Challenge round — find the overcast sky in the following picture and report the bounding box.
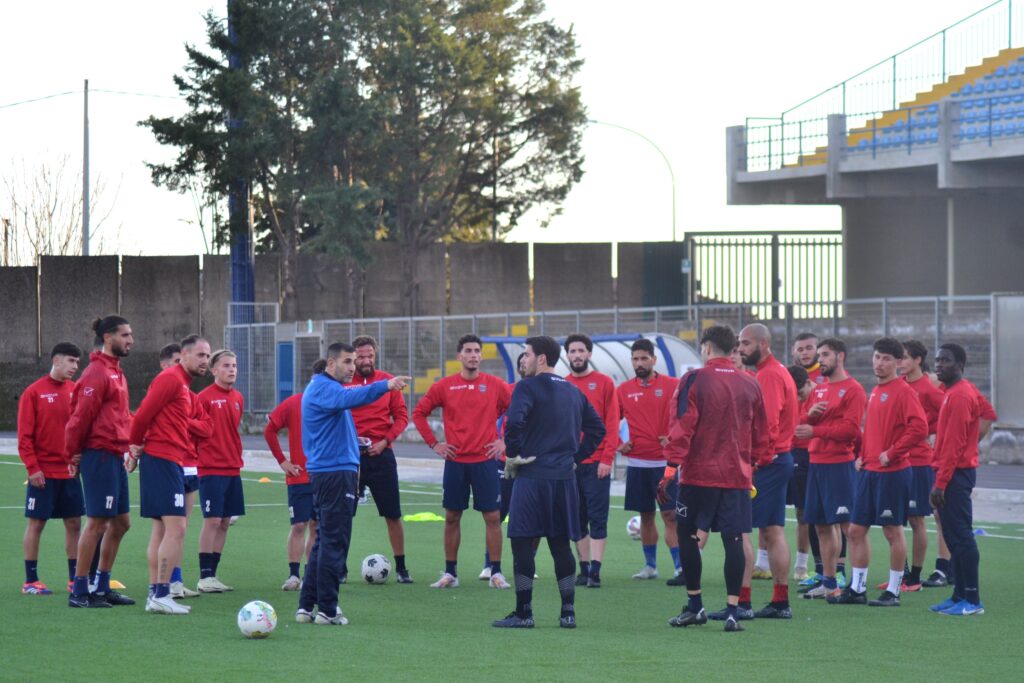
[0,0,983,257]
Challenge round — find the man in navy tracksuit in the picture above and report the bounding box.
[493,335,605,630]
[296,342,409,626]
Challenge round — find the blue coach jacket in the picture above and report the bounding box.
[301,372,390,473]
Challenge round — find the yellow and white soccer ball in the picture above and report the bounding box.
[238,600,277,639]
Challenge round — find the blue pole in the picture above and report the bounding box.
[228,0,254,325]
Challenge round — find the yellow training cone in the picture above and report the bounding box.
[258,477,272,483]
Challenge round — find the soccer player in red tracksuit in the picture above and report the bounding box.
[19,343,83,596]
[664,325,770,633]
[195,349,246,593]
[928,343,992,616]
[794,337,866,601]
[65,315,136,608]
[738,324,798,620]
[789,332,832,588]
[563,333,620,589]
[832,338,927,607]
[616,338,681,582]
[899,339,946,591]
[346,336,413,583]
[412,333,512,589]
[265,360,325,592]
[129,335,212,614]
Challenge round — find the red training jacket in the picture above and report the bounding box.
[806,376,867,464]
[664,356,769,489]
[904,375,943,466]
[412,373,511,463]
[65,351,131,456]
[264,393,309,485]
[565,371,620,466]
[345,369,410,444]
[933,380,990,489]
[197,383,244,476]
[755,354,799,459]
[129,364,194,465]
[184,391,212,469]
[792,363,825,450]
[861,378,928,472]
[18,375,75,479]
[616,373,676,460]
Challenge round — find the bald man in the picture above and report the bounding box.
[737,324,798,619]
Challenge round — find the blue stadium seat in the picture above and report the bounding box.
[998,79,1009,91]
[993,122,1005,136]
[914,131,928,144]
[964,125,978,140]
[1011,78,1022,89]
[962,99,974,110]
[985,81,997,92]
[961,84,973,96]
[996,65,1007,77]
[928,115,939,127]
[1014,94,1024,103]
[1009,63,1019,76]
[927,104,938,114]
[928,130,939,144]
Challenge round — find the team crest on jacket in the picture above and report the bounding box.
[588,382,597,391]
[880,393,888,402]
[838,389,847,397]
[478,384,487,393]
[654,389,663,397]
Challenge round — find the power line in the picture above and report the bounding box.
[0,88,184,111]
[0,91,76,109]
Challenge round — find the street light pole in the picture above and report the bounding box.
[587,118,676,242]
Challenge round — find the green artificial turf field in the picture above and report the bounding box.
[0,453,1020,682]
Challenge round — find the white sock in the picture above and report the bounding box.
[852,567,868,593]
[755,549,769,571]
[887,569,903,595]
[796,552,809,570]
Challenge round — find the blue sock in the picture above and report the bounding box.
[726,603,738,619]
[155,583,170,599]
[814,559,824,575]
[483,550,490,568]
[72,576,89,597]
[96,570,111,594]
[148,583,156,597]
[687,594,703,612]
[579,560,591,577]
[25,560,39,583]
[837,562,846,576]
[823,575,838,590]
[642,544,657,568]
[670,546,681,571]
[170,566,183,583]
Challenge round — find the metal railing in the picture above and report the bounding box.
[230,296,993,417]
[746,0,1024,170]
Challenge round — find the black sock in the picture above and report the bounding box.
[289,562,300,577]
[490,561,502,576]
[687,593,703,613]
[68,558,77,582]
[89,536,102,582]
[590,560,602,577]
[395,555,407,574]
[199,553,214,579]
[25,560,38,583]
[579,560,591,577]
[512,537,536,618]
[908,565,922,584]
[212,552,222,576]
[445,560,457,577]
[549,537,576,616]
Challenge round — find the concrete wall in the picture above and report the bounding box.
[121,256,201,351]
[534,243,613,311]
[363,243,446,317]
[201,255,229,349]
[843,198,948,298]
[0,266,38,361]
[39,256,120,352]
[616,243,646,308]
[952,192,1024,294]
[449,243,530,314]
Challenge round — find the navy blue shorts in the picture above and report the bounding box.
[358,448,402,519]
[442,459,500,512]
[507,476,581,541]
[80,449,130,517]
[804,461,855,526]
[139,454,186,519]
[787,448,810,508]
[576,462,612,540]
[851,468,911,527]
[25,477,85,520]
[183,473,200,494]
[625,466,675,513]
[288,482,316,525]
[907,465,935,517]
[752,452,794,528]
[676,484,752,536]
[199,475,246,518]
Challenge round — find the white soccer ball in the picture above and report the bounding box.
[361,553,391,584]
[237,600,277,639]
[627,515,642,540]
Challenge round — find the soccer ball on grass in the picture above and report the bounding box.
[626,515,642,540]
[238,600,277,639]
[362,554,391,584]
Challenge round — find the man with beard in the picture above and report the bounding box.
[616,339,681,581]
[129,335,212,614]
[794,338,866,602]
[345,336,412,583]
[563,334,620,588]
[65,316,136,608]
[737,324,798,620]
